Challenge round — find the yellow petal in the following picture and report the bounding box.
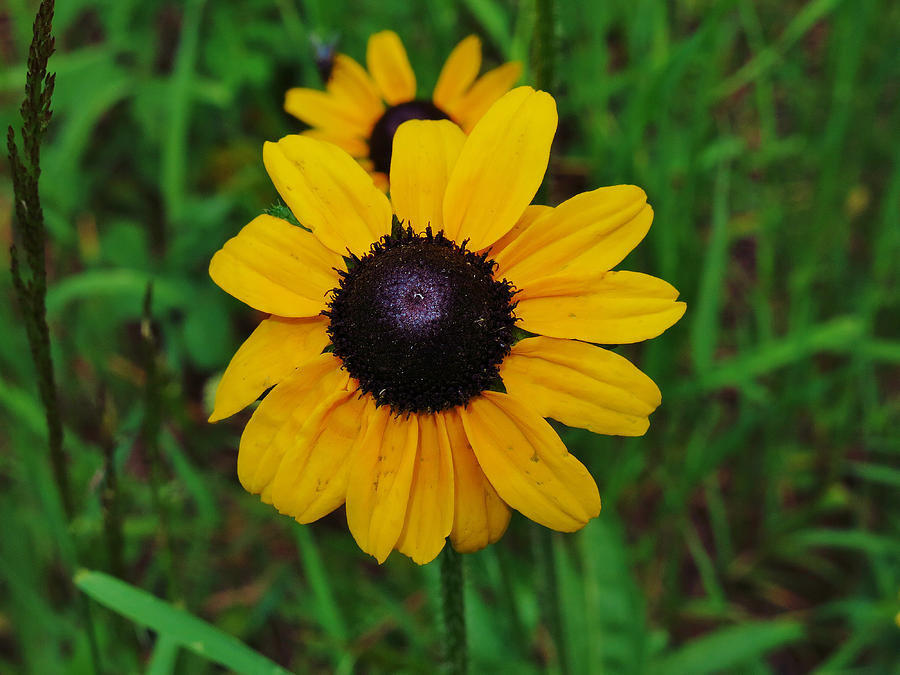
[345,406,419,563]
[448,62,523,131]
[494,186,652,282]
[366,30,416,105]
[264,135,393,256]
[301,128,368,158]
[270,388,370,523]
[482,205,551,259]
[444,409,511,553]
[501,337,661,436]
[459,392,601,532]
[390,120,465,233]
[209,214,341,317]
[396,413,455,564]
[210,316,329,422]
[326,53,384,125]
[442,87,556,251]
[433,35,482,111]
[236,354,347,495]
[284,88,371,136]
[516,270,687,344]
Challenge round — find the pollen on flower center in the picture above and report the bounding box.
[368,100,451,174]
[324,228,517,413]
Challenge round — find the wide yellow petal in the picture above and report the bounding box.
[501,337,661,436]
[390,120,465,233]
[516,270,687,344]
[460,392,601,532]
[442,87,556,251]
[515,272,687,344]
[270,387,369,523]
[448,62,523,131]
[301,128,368,158]
[366,30,416,105]
[432,35,482,111]
[284,87,371,136]
[494,185,652,283]
[326,53,384,125]
[482,205,551,259]
[263,135,392,256]
[443,409,510,553]
[236,354,347,496]
[346,406,419,563]
[210,316,329,422]
[209,214,341,317]
[396,413,455,564]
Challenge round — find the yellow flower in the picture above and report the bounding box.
[209,87,686,565]
[285,31,522,190]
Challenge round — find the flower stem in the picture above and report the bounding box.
[532,0,556,204]
[98,390,125,578]
[535,528,569,674]
[440,545,467,674]
[141,284,181,602]
[533,0,557,94]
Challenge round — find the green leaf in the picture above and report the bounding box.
[264,202,303,228]
[75,570,292,675]
[792,529,900,556]
[46,270,193,318]
[656,621,805,675]
[848,461,900,488]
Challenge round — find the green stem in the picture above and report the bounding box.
[141,284,181,602]
[440,546,467,674]
[532,0,556,204]
[532,0,556,94]
[78,593,104,674]
[534,528,568,674]
[99,390,124,578]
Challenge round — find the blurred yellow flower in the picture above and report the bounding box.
[209,87,685,564]
[285,31,522,190]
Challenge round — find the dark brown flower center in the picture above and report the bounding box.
[324,228,517,413]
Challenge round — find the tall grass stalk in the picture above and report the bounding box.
[7,3,104,672]
[7,0,70,518]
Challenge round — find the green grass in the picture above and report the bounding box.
[2,0,899,672]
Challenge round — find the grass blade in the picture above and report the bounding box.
[656,620,805,675]
[75,570,292,675]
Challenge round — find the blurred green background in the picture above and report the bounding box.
[2,0,899,673]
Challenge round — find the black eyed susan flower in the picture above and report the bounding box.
[285,31,521,190]
[209,87,686,565]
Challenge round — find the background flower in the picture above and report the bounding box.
[285,30,521,189]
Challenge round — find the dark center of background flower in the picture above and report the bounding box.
[368,100,451,175]
[325,228,517,413]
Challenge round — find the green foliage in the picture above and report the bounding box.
[1,0,899,673]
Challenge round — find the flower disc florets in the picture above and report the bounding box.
[368,100,451,174]
[325,227,517,413]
